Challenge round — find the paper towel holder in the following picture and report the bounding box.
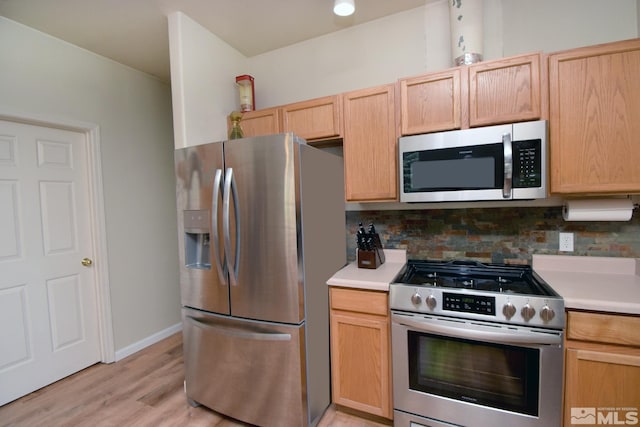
[562,197,638,222]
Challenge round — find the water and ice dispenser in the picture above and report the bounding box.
[183,210,211,269]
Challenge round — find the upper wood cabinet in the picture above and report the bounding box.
[281,95,342,141]
[400,68,462,135]
[548,38,640,195]
[233,95,342,142]
[399,52,545,135]
[239,107,281,138]
[343,83,398,202]
[469,52,543,127]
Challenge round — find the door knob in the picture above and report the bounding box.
[81,258,93,267]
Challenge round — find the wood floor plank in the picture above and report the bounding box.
[0,332,389,427]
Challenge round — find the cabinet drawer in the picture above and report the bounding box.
[567,311,640,347]
[330,287,388,316]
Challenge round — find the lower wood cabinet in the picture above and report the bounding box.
[564,310,640,427]
[329,286,392,419]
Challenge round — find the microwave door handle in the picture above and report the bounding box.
[212,169,228,285]
[502,132,513,198]
[223,167,240,286]
[393,314,562,346]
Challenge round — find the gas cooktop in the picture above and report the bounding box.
[390,259,565,329]
[395,259,556,296]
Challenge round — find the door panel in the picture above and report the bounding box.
[0,120,100,406]
[223,134,302,324]
[174,142,229,315]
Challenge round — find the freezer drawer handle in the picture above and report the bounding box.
[223,167,240,286]
[211,168,227,285]
[186,316,292,341]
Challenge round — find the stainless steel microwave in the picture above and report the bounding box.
[399,120,548,203]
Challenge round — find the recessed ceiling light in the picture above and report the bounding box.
[334,0,355,17]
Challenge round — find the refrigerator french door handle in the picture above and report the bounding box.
[211,169,227,285]
[223,167,240,286]
[186,316,292,341]
[502,132,513,198]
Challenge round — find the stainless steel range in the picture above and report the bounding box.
[390,260,565,427]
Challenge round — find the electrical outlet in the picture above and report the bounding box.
[559,232,574,252]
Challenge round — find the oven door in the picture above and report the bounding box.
[391,311,563,427]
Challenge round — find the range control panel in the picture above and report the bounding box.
[443,292,496,316]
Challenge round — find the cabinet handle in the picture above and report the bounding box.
[577,349,640,367]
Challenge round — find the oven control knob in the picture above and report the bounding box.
[502,303,516,319]
[425,295,437,310]
[411,292,422,305]
[521,304,536,321]
[540,305,555,322]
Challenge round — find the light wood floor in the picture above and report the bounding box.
[0,332,391,427]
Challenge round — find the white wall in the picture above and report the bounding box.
[168,12,247,147]
[170,0,636,143]
[0,17,180,352]
[247,0,637,108]
[501,0,638,55]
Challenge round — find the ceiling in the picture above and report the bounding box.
[0,0,429,83]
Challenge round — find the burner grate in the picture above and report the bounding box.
[395,259,556,296]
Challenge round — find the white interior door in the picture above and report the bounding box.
[0,119,100,405]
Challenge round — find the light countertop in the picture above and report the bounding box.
[327,249,407,292]
[533,254,640,315]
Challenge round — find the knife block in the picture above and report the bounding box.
[357,234,385,269]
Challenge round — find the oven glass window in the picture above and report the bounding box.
[408,331,539,416]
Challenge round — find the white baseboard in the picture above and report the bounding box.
[114,322,182,362]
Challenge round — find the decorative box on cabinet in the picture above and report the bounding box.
[342,83,398,202]
[329,287,393,420]
[549,38,640,195]
[563,310,640,427]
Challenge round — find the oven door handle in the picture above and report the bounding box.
[393,314,562,346]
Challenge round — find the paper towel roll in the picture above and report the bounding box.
[563,198,635,221]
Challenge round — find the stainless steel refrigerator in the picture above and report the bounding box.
[174,133,346,426]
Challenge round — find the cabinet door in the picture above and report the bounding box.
[400,68,462,135]
[549,39,640,194]
[330,311,392,419]
[469,52,542,127]
[238,107,281,137]
[564,347,640,427]
[281,95,342,141]
[343,84,398,202]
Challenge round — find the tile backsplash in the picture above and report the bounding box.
[346,207,640,264]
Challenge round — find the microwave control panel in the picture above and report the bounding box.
[512,139,542,188]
